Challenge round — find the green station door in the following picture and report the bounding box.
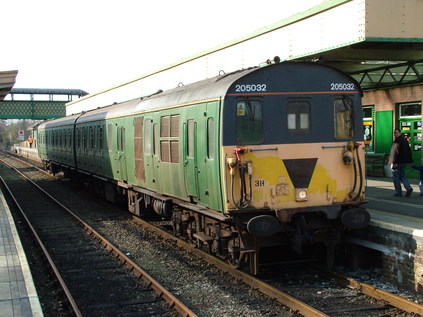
[398,103,422,179]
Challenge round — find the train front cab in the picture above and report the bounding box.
[220,63,370,273]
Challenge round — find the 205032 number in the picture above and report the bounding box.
[235,84,267,92]
[330,83,355,91]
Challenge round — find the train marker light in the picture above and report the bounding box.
[295,188,308,201]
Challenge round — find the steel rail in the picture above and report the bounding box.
[314,266,423,315]
[132,216,329,317]
[0,157,198,317]
[9,150,421,316]
[0,174,83,317]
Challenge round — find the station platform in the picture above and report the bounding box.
[12,146,40,163]
[0,189,43,316]
[350,177,423,293]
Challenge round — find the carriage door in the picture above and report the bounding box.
[184,117,199,199]
[144,117,160,192]
[184,104,210,204]
[117,126,127,182]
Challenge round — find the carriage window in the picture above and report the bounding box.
[154,124,159,156]
[98,126,103,150]
[160,115,179,163]
[235,98,263,144]
[170,115,179,137]
[90,126,94,149]
[134,117,145,181]
[170,141,179,163]
[76,128,81,149]
[187,120,194,158]
[107,123,113,151]
[208,119,214,159]
[83,127,87,150]
[334,97,354,139]
[287,101,310,133]
[144,119,152,155]
[161,116,169,137]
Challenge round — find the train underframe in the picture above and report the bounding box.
[48,162,364,275]
[125,187,354,275]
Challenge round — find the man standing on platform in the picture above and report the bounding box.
[388,129,413,197]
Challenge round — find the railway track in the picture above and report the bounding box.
[4,150,423,316]
[137,217,423,316]
[0,154,195,317]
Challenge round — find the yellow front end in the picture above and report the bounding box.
[222,142,366,216]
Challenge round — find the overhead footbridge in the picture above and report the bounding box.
[66,0,423,115]
[0,88,88,119]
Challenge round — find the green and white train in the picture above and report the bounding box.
[37,61,370,274]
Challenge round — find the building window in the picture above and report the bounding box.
[362,106,373,120]
[399,102,421,118]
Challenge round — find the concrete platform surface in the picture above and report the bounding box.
[0,191,43,316]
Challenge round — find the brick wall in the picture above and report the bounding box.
[362,84,423,164]
[348,227,423,293]
[363,85,423,111]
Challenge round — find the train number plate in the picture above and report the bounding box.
[275,183,289,196]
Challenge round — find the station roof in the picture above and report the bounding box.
[0,70,18,103]
[66,0,423,115]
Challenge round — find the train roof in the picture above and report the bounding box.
[38,61,360,128]
[39,66,257,128]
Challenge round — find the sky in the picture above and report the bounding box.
[1,0,327,95]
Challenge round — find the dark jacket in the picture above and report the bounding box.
[394,135,413,164]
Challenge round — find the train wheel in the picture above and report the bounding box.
[227,255,240,269]
[227,245,241,269]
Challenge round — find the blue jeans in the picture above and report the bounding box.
[392,163,412,195]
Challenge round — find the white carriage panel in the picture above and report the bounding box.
[286,0,365,58]
[365,0,423,39]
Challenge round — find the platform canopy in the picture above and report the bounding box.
[0,70,18,103]
[65,0,423,115]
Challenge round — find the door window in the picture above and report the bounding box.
[187,120,194,158]
[208,118,214,159]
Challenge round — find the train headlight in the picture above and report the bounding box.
[295,188,308,202]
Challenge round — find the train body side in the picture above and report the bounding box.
[37,62,366,220]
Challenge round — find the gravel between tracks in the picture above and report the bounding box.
[6,161,294,317]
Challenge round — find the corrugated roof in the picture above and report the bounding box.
[0,70,18,102]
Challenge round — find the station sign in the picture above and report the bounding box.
[18,130,24,141]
